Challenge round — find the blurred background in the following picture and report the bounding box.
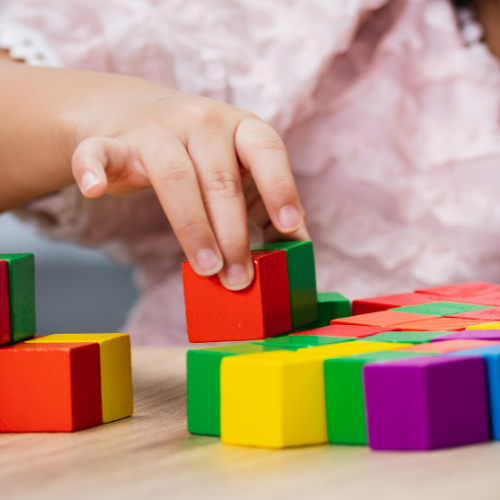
[0,213,139,336]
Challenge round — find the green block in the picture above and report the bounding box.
[187,344,283,436]
[252,335,350,349]
[359,331,451,344]
[292,292,351,332]
[251,241,317,328]
[0,253,36,343]
[325,351,435,445]
[389,301,492,317]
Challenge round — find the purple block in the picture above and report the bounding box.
[433,330,500,342]
[364,356,490,451]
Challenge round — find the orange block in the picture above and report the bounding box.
[0,342,102,432]
[398,339,500,354]
[394,318,487,332]
[331,310,438,328]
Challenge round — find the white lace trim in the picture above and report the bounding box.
[0,22,61,66]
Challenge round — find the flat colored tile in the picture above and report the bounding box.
[252,335,350,349]
[296,341,413,359]
[432,330,500,342]
[0,260,11,346]
[415,282,500,298]
[446,307,500,321]
[294,324,401,339]
[359,331,451,344]
[395,318,486,331]
[221,350,330,449]
[352,293,443,316]
[364,356,490,450]
[28,334,133,423]
[331,310,438,328]
[397,339,500,354]
[467,321,500,330]
[0,342,102,432]
[325,351,434,445]
[251,241,318,328]
[448,345,500,440]
[389,301,492,317]
[0,253,36,343]
[187,344,283,436]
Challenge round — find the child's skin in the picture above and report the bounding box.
[0,51,309,291]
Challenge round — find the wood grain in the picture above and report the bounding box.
[1,347,500,500]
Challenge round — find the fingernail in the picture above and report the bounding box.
[226,264,248,287]
[80,171,100,193]
[195,248,221,274]
[278,205,301,229]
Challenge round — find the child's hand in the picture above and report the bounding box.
[70,82,307,290]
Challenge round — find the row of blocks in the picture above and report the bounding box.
[186,280,500,450]
[0,253,133,432]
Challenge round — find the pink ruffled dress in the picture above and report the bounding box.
[1,0,500,345]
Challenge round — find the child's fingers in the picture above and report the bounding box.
[72,137,127,198]
[139,136,224,277]
[188,130,254,291]
[235,117,306,235]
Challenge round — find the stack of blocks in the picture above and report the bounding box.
[183,243,500,451]
[0,253,133,432]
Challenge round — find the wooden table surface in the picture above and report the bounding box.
[2,347,500,500]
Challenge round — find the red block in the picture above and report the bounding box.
[331,310,438,328]
[398,339,500,354]
[292,324,401,338]
[394,318,486,332]
[0,343,102,432]
[416,282,500,298]
[450,294,500,307]
[351,293,442,316]
[0,260,11,345]
[446,307,500,321]
[183,251,291,343]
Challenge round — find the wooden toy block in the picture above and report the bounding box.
[446,307,500,321]
[389,301,492,317]
[467,321,500,330]
[453,294,500,307]
[220,350,330,448]
[359,331,451,344]
[0,342,102,432]
[448,345,500,440]
[250,241,317,328]
[296,324,401,339]
[252,335,351,349]
[0,260,11,346]
[183,250,291,342]
[431,330,500,342]
[415,281,500,298]
[397,339,500,354]
[325,351,434,445]
[395,318,487,331]
[331,310,438,328]
[187,344,284,436]
[292,292,350,332]
[364,356,490,450]
[295,340,413,358]
[352,293,442,316]
[27,334,133,423]
[0,253,36,343]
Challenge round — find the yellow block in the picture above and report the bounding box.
[221,350,330,449]
[467,322,500,330]
[27,334,133,423]
[295,341,413,358]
